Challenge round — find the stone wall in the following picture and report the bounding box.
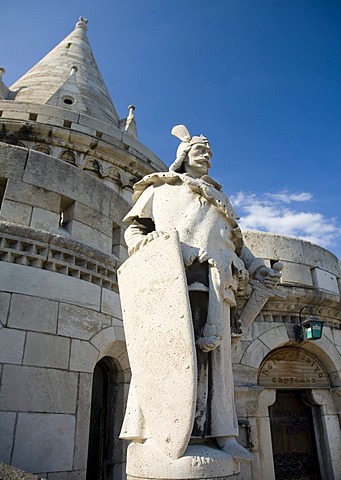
[0,101,166,203]
[0,142,132,479]
[0,143,131,257]
[0,224,129,478]
[244,231,340,296]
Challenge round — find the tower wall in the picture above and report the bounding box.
[0,143,132,478]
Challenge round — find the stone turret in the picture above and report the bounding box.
[9,17,119,125]
[0,18,165,479]
[0,17,166,252]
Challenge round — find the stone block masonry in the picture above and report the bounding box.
[0,235,126,476]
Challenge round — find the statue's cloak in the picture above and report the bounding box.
[118,231,197,459]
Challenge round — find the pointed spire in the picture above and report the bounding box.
[9,17,120,125]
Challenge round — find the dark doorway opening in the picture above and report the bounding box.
[86,357,117,480]
[269,390,321,480]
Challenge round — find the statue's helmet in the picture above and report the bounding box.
[169,124,212,173]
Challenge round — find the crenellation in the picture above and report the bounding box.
[302,240,340,275]
[278,260,313,285]
[23,150,112,216]
[5,180,61,213]
[0,199,32,225]
[311,267,339,295]
[1,110,30,121]
[0,143,28,180]
[244,231,306,263]
[68,220,112,254]
[30,207,60,232]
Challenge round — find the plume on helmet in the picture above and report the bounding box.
[171,124,191,143]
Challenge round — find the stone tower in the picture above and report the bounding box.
[0,17,165,479]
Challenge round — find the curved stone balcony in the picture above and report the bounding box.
[244,231,341,326]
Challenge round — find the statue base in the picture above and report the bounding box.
[126,440,241,479]
[128,476,240,480]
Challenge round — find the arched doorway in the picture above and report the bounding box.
[269,390,321,479]
[86,357,117,480]
[258,347,331,480]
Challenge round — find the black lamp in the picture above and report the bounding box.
[294,306,324,342]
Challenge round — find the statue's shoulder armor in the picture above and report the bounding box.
[133,172,184,201]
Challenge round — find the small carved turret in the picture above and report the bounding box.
[121,104,138,139]
[0,67,10,99]
[75,16,88,31]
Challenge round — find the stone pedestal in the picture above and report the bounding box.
[128,476,240,480]
[126,441,241,480]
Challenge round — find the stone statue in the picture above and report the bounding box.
[118,125,282,479]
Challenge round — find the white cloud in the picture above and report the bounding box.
[267,191,313,203]
[230,190,341,249]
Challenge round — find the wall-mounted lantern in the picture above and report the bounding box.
[294,306,324,342]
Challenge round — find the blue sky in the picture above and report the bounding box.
[2,1,341,257]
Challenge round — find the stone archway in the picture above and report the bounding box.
[85,335,130,480]
[257,347,332,480]
[86,356,117,480]
[236,333,340,480]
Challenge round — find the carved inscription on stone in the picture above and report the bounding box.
[258,347,330,388]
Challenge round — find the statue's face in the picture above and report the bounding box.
[185,143,212,177]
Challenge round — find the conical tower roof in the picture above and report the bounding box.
[9,17,120,126]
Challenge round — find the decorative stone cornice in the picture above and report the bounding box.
[0,113,165,184]
[262,284,341,323]
[0,222,118,292]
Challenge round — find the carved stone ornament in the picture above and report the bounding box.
[258,347,330,389]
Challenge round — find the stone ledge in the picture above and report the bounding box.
[0,463,42,480]
[127,477,240,480]
[0,115,166,179]
[0,221,118,291]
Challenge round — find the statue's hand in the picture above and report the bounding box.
[137,231,170,250]
[196,335,222,352]
[254,262,283,289]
